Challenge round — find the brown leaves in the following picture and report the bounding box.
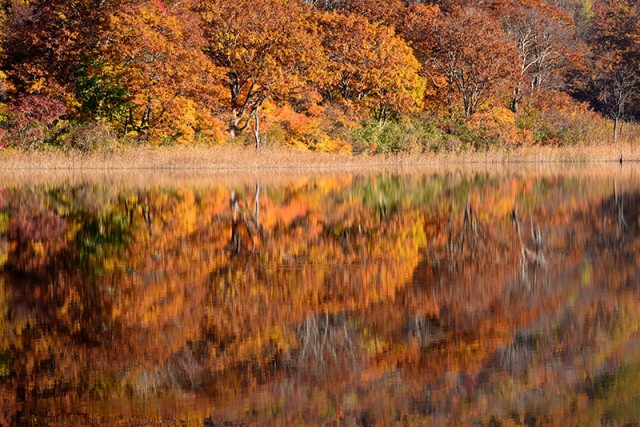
[429,7,519,119]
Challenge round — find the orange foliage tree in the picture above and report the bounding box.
[428,7,519,119]
[316,12,424,124]
[198,0,324,149]
[91,0,225,143]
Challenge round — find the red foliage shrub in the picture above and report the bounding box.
[8,95,66,126]
[4,95,66,148]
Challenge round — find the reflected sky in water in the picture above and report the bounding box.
[1,169,640,425]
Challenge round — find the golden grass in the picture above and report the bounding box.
[0,141,639,172]
[1,143,640,189]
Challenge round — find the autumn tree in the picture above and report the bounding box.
[304,0,345,11]
[592,60,636,144]
[316,12,424,124]
[2,0,107,100]
[400,2,441,64]
[0,0,83,145]
[588,0,640,143]
[334,0,405,27]
[427,7,519,119]
[88,0,224,142]
[398,3,443,115]
[0,4,8,103]
[495,0,579,112]
[575,0,595,38]
[199,0,323,149]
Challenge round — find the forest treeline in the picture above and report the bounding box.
[0,0,638,152]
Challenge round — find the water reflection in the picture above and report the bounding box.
[1,170,640,424]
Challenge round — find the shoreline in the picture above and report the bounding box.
[0,144,639,188]
[0,143,638,172]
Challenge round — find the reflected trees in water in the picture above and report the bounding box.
[1,172,640,424]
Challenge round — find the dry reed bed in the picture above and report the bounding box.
[1,144,640,188]
[0,143,639,170]
[2,159,640,190]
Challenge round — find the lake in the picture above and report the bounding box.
[1,166,640,425]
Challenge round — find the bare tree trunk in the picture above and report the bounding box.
[125,107,135,134]
[511,86,520,113]
[614,116,619,145]
[141,95,152,129]
[464,97,472,120]
[230,110,240,138]
[253,108,261,150]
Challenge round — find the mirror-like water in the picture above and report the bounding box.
[1,168,640,425]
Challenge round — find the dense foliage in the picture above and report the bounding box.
[0,0,637,151]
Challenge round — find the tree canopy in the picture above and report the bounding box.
[0,0,636,150]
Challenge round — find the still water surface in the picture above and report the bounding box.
[1,168,640,425]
